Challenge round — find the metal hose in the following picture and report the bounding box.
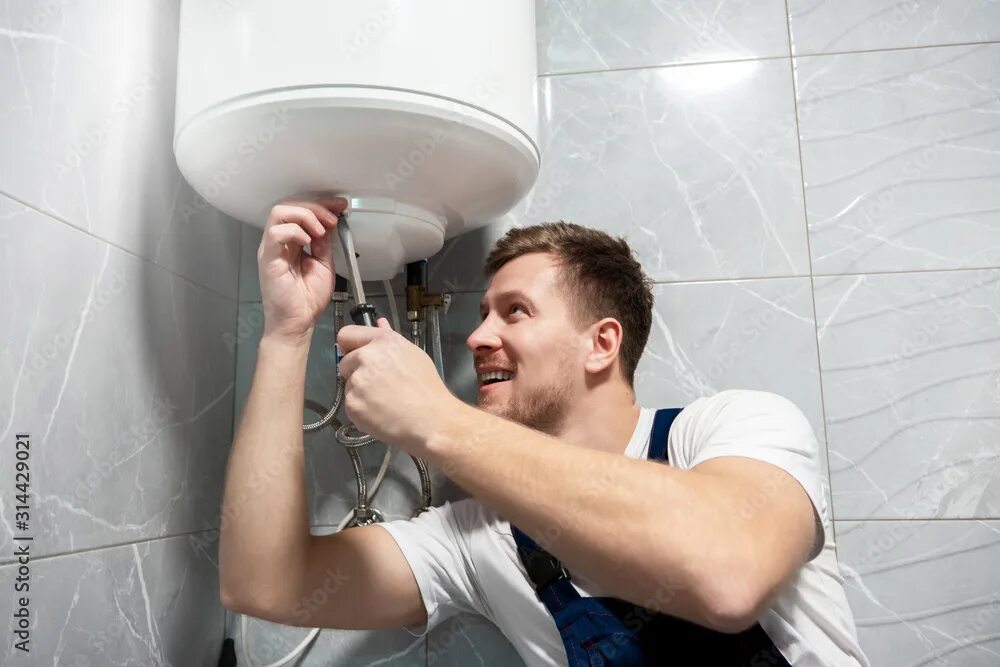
[302,299,346,432]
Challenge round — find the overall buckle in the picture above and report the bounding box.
[520,547,569,591]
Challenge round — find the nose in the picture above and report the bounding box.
[466,317,501,354]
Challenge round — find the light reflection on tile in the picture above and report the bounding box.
[430,59,809,293]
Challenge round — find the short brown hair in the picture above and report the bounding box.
[484,221,654,387]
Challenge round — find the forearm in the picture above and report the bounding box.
[220,334,313,610]
[424,404,756,629]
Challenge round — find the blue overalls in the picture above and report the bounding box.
[512,408,793,666]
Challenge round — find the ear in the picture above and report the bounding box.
[583,317,623,376]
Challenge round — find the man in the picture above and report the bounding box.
[220,198,868,666]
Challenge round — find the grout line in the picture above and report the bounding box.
[539,53,790,78]
[537,38,1000,80]
[402,264,1000,300]
[792,37,1000,60]
[783,0,840,545]
[0,527,219,566]
[0,189,239,304]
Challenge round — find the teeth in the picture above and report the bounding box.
[478,370,514,384]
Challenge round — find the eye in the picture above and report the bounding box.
[509,303,527,316]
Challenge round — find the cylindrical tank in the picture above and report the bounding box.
[174,0,539,280]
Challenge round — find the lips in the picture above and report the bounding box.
[478,370,514,386]
[475,363,516,394]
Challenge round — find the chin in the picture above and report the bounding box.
[475,395,503,413]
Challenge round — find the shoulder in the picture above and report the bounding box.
[680,389,812,431]
[669,389,819,469]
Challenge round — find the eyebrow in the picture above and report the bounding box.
[480,289,536,313]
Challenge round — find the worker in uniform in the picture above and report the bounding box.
[220,198,869,666]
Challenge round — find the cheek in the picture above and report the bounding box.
[515,330,580,372]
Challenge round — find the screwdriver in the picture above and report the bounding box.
[336,212,379,327]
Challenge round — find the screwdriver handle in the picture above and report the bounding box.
[351,302,379,327]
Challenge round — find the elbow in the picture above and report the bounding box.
[220,587,245,614]
[702,598,760,634]
[695,578,769,634]
[221,586,295,624]
[219,583,258,617]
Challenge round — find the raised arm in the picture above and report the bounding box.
[218,199,425,630]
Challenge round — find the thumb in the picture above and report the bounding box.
[376,317,392,330]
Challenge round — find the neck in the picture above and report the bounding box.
[552,382,642,455]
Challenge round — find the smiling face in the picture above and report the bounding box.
[466,252,586,434]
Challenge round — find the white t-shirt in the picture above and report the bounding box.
[379,390,869,667]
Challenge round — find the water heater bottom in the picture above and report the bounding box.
[328,196,446,281]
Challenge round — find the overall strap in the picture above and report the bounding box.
[648,408,683,462]
[513,408,683,608]
[512,526,578,612]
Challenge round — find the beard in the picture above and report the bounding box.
[478,377,572,435]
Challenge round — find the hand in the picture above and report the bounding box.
[257,199,348,345]
[337,319,459,452]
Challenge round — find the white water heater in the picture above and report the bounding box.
[174,0,539,280]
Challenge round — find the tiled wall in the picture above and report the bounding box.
[228,2,1000,667]
[0,1,234,663]
[425,1,1000,665]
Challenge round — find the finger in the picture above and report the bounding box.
[336,323,387,354]
[315,196,349,215]
[376,317,391,330]
[338,349,359,381]
[305,223,335,276]
[279,200,339,229]
[259,223,311,265]
[266,204,326,238]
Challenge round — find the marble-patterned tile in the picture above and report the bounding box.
[0,197,236,556]
[537,0,789,74]
[0,0,241,297]
[636,277,831,511]
[789,0,1000,55]
[226,606,425,667]
[797,44,1000,274]
[429,612,524,667]
[836,520,1000,667]
[239,222,264,303]
[233,295,434,528]
[637,277,825,435]
[0,531,225,664]
[430,60,810,292]
[815,270,1000,521]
